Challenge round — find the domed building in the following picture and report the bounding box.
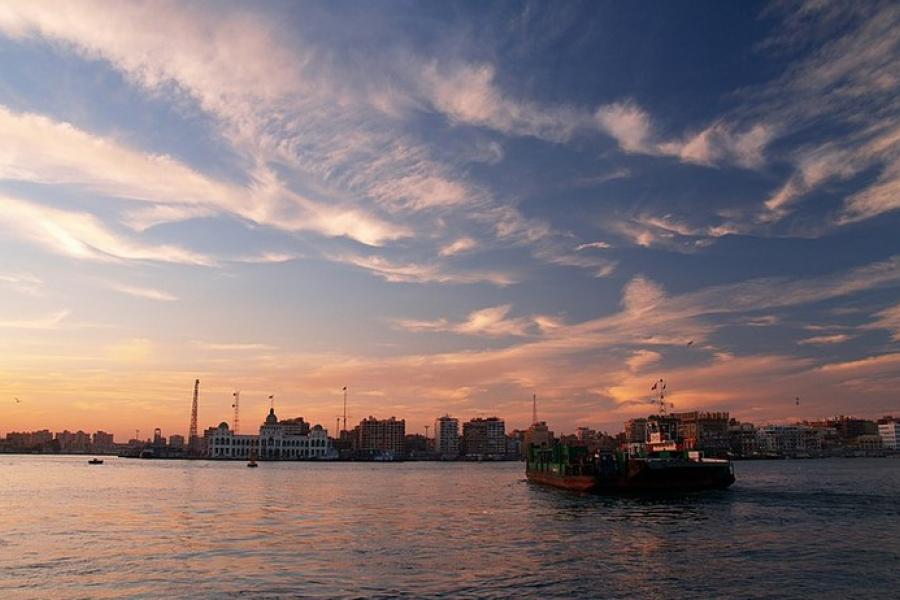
[259,408,329,460]
[207,421,259,459]
[206,407,331,460]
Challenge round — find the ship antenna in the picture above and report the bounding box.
[657,379,667,415]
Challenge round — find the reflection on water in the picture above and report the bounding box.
[1,457,899,598]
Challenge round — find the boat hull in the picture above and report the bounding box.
[526,471,597,492]
[526,459,735,494]
[597,459,735,493]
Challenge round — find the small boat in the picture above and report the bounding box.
[247,448,258,468]
[247,459,258,468]
[88,458,104,465]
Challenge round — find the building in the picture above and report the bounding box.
[672,411,730,455]
[523,421,554,455]
[259,409,329,460]
[462,417,506,459]
[92,431,115,453]
[354,416,405,458]
[207,408,330,460]
[625,418,648,443]
[55,430,91,453]
[433,415,460,458]
[4,430,53,451]
[829,416,878,442]
[878,419,899,450]
[850,434,883,451]
[168,434,185,449]
[208,422,259,459]
[152,428,167,448]
[572,427,618,454]
[757,425,824,455]
[728,421,758,457]
[404,434,429,458]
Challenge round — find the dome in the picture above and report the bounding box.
[264,408,278,425]
[217,421,230,430]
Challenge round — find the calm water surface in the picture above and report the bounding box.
[1,456,899,598]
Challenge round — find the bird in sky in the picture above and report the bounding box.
[686,340,694,347]
[14,397,20,403]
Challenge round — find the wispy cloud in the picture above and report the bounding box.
[0,105,407,247]
[0,272,44,296]
[594,102,772,168]
[575,241,612,251]
[194,341,275,352]
[0,309,69,329]
[439,237,478,257]
[798,334,853,345]
[395,304,550,337]
[333,253,516,286]
[103,281,178,302]
[626,350,662,373]
[0,195,214,265]
[865,303,900,341]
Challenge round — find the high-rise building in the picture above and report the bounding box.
[829,416,878,442]
[433,415,459,458]
[756,425,824,455]
[462,417,506,458]
[55,430,91,452]
[672,411,730,455]
[877,419,899,449]
[355,416,405,458]
[92,431,115,452]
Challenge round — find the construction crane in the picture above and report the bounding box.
[189,379,199,455]
[232,391,240,434]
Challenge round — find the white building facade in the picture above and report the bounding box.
[207,409,330,460]
[434,415,459,458]
[258,409,329,460]
[879,421,899,450]
[207,422,259,459]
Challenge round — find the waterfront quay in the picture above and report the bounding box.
[4,408,898,462]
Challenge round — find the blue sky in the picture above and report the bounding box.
[0,0,899,439]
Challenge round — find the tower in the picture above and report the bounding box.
[188,379,199,455]
[232,391,240,435]
[342,386,348,433]
[532,393,538,425]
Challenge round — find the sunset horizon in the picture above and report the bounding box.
[2,1,899,442]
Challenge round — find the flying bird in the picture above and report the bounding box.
[686,340,694,346]
[15,397,21,403]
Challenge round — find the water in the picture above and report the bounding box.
[1,456,899,598]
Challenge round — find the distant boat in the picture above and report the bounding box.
[88,458,104,465]
[247,448,258,467]
[247,459,258,468]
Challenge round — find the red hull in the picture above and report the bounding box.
[526,471,596,492]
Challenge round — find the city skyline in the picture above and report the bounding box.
[2,2,900,439]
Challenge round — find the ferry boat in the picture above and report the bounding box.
[88,458,104,465]
[526,419,735,494]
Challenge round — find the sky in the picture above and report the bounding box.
[1,0,899,441]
